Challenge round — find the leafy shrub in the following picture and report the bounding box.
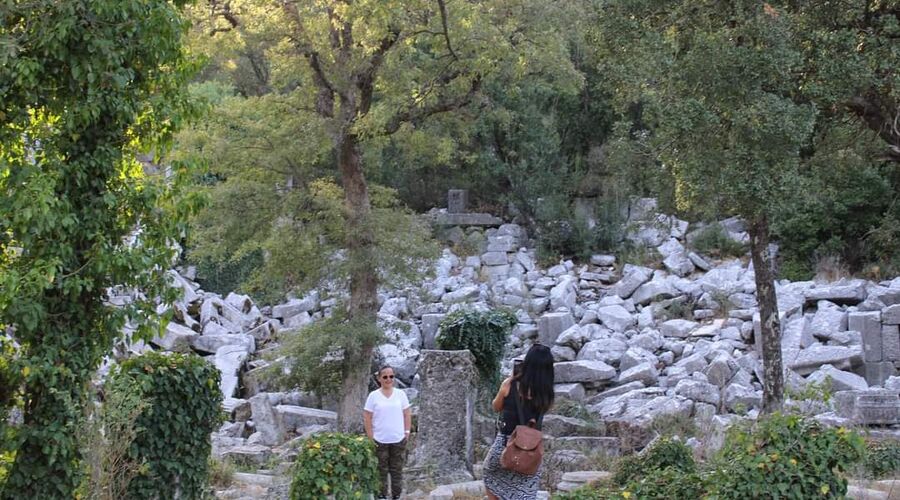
[437,308,517,382]
[612,437,695,486]
[207,457,235,489]
[267,312,384,400]
[77,387,148,500]
[191,250,265,300]
[691,224,746,258]
[709,413,865,499]
[861,439,900,479]
[107,351,222,499]
[621,466,706,499]
[0,335,19,488]
[289,433,379,499]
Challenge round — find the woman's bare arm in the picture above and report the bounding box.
[363,410,374,439]
[492,377,512,412]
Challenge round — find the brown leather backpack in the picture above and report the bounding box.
[500,382,543,475]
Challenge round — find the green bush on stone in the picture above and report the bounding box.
[288,433,379,499]
[691,224,746,259]
[107,351,222,499]
[622,466,706,499]
[612,436,695,486]
[437,308,517,382]
[862,439,900,479]
[709,413,864,499]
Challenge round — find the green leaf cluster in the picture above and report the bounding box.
[174,90,439,304]
[611,437,696,486]
[861,439,900,480]
[436,308,516,382]
[288,432,380,500]
[691,225,747,259]
[0,335,17,488]
[0,0,200,496]
[106,351,223,499]
[709,413,865,498]
[553,414,865,500]
[267,311,384,400]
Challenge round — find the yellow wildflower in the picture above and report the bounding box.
[622,492,632,499]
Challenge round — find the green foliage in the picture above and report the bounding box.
[207,457,235,489]
[107,352,223,499]
[597,2,817,222]
[709,413,865,499]
[436,308,517,382]
[861,439,900,480]
[0,0,200,496]
[691,225,747,259]
[535,195,596,263]
[0,337,17,420]
[288,433,379,500]
[772,123,896,277]
[77,386,148,500]
[612,437,696,486]
[621,467,706,500]
[268,312,385,399]
[553,400,597,425]
[192,250,265,299]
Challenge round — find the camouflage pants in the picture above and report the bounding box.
[374,438,406,499]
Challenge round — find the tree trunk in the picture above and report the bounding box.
[335,130,379,433]
[748,214,784,413]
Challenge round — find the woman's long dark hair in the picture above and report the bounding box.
[516,343,554,414]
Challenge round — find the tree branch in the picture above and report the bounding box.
[436,0,458,61]
[207,0,240,35]
[384,75,482,134]
[846,92,900,163]
[281,2,339,118]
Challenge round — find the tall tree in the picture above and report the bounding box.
[0,1,198,496]
[197,0,576,431]
[596,0,824,411]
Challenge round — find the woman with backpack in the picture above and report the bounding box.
[483,343,555,500]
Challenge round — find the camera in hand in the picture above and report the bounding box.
[513,358,523,377]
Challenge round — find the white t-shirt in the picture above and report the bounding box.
[364,388,410,444]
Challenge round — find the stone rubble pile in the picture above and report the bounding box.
[106,196,900,497]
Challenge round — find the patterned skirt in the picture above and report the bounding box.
[482,433,541,499]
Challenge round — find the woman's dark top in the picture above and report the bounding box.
[499,380,544,435]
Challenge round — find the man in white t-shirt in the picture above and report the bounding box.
[364,365,411,500]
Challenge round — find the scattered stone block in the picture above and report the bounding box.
[555,360,617,384]
[849,311,882,360]
[554,383,586,401]
[884,324,900,362]
[833,390,900,425]
[884,304,900,325]
[538,312,575,346]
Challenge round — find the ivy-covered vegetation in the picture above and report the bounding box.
[437,308,517,382]
[107,352,222,499]
[288,432,380,499]
[0,0,199,496]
